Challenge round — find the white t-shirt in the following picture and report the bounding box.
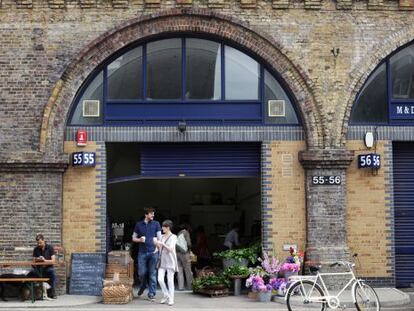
[224,229,240,249]
[159,234,178,271]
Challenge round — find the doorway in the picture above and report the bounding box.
[106,142,262,261]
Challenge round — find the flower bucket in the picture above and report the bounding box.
[258,291,272,302]
[279,270,298,280]
[277,288,285,296]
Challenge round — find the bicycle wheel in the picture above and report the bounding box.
[286,280,327,311]
[354,283,380,311]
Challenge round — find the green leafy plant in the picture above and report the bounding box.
[223,265,250,278]
[213,243,261,264]
[192,274,231,291]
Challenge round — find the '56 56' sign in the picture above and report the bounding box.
[72,152,96,167]
[358,153,380,169]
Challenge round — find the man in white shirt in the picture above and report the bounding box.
[223,223,240,250]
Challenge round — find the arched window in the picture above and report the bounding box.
[351,41,414,125]
[68,37,300,126]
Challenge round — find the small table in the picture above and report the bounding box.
[0,261,54,302]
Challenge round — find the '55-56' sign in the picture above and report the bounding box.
[72,152,96,167]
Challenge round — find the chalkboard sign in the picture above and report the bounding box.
[69,253,106,296]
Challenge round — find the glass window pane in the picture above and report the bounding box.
[186,39,221,100]
[225,45,259,100]
[107,47,142,100]
[264,70,299,124]
[69,71,103,125]
[146,39,182,100]
[391,45,414,99]
[351,63,387,123]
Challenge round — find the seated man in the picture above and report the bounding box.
[32,234,57,299]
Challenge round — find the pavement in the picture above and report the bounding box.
[0,287,411,310]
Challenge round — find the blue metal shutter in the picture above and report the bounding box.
[140,143,260,178]
[393,142,414,287]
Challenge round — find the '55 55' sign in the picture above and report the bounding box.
[72,152,96,167]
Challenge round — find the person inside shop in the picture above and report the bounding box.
[155,220,178,306]
[223,222,240,250]
[132,207,161,301]
[193,226,210,268]
[32,234,57,299]
[176,223,193,291]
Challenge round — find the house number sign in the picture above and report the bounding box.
[71,152,96,167]
[312,175,341,185]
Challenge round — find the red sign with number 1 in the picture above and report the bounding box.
[76,130,87,146]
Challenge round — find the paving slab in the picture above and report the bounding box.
[0,288,409,310]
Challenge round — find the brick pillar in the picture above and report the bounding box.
[299,149,354,269]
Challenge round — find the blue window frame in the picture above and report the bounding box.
[351,41,414,125]
[68,37,300,126]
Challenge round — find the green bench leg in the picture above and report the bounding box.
[30,282,34,303]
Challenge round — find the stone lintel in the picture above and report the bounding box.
[299,149,354,169]
[0,161,68,173]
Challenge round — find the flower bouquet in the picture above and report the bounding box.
[245,274,274,302]
[269,278,288,296]
[278,248,303,279]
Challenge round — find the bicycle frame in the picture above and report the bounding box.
[287,263,366,309]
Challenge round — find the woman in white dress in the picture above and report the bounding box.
[155,219,178,306]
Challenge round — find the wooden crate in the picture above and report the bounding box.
[107,251,133,265]
[194,287,229,297]
[106,262,133,279]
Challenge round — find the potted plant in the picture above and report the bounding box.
[223,265,250,278]
[223,264,250,296]
[214,243,261,268]
[192,274,230,292]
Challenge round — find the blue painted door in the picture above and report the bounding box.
[394,142,414,287]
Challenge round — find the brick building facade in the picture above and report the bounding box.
[1,0,414,292]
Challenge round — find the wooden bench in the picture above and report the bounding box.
[0,277,49,303]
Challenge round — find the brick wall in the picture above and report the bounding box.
[347,140,390,279]
[0,170,67,293]
[62,141,106,268]
[0,3,413,159]
[1,0,413,289]
[269,141,306,258]
[0,173,62,254]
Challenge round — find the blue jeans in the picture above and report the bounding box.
[43,267,56,292]
[137,252,158,298]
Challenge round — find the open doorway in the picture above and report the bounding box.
[106,143,262,266]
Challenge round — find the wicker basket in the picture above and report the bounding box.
[102,283,133,304]
[195,266,216,277]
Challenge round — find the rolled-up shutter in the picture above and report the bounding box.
[394,142,414,287]
[140,143,260,178]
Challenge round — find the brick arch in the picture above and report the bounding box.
[339,27,414,146]
[41,8,322,153]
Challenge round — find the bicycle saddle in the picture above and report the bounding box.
[309,265,320,274]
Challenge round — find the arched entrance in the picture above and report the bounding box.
[42,10,316,281]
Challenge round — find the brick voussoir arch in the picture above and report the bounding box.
[42,8,322,153]
[339,27,414,146]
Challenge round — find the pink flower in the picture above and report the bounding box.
[280,262,300,272]
[260,252,282,274]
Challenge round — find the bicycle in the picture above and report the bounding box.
[285,254,380,311]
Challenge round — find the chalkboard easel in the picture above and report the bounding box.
[69,253,106,296]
